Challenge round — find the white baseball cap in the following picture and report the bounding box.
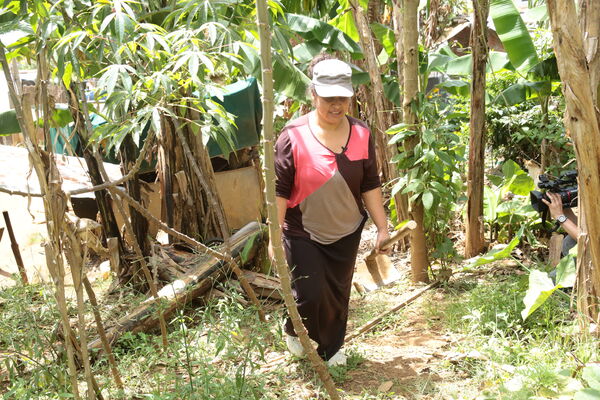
[311,59,354,98]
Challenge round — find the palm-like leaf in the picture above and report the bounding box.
[490,0,540,74]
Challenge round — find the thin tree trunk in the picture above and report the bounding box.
[391,0,411,234]
[547,0,600,324]
[0,44,82,399]
[83,277,124,390]
[403,0,429,282]
[349,0,395,179]
[121,135,150,255]
[65,83,129,282]
[63,225,96,399]
[465,0,489,258]
[255,1,341,399]
[350,0,410,231]
[92,151,170,348]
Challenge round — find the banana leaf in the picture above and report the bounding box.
[286,13,362,55]
[490,0,540,74]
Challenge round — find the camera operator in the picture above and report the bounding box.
[541,192,579,256]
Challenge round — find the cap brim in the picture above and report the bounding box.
[313,84,354,98]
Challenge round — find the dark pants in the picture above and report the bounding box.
[283,222,364,360]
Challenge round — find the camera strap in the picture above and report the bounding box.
[541,209,560,233]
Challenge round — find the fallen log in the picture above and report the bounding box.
[88,221,265,354]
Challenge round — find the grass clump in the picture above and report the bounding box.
[426,269,600,399]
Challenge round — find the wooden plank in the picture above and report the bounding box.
[242,270,282,301]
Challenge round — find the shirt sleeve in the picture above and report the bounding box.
[275,130,295,199]
[360,132,381,193]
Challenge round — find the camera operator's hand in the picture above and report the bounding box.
[542,192,565,220]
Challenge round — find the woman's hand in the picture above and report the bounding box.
[541,192,564,219]
[375,229,391,255]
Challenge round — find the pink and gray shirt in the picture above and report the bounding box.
[275,114,380,244]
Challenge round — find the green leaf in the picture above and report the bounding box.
[488,51,513,72]
[524,5,548,24]
[389,130,417,145]
[521,269,560,320]
[501,160,534,195]
[371,22,395,57]
[272,53,311,101]
[428,53,454,72]
[583,365,600,391]
[483,186,499,222]
[240,232,260,264]
[575,389,600,400]
[292,41,325,63]
[329,5,359,42]
[555,246,578,289]
[528,56,559,81]
[62,62,73,89]
[114,12,126,43]
[490,0,540,73]
[444,55,472,76]
[422,191,434,210]
[466,226,524,269]
[437,80,470,97]
[287,13,362,54]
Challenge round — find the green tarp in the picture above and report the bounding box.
[207,77,262,158]
[0,109,20,136]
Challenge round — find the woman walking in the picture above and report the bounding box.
[273,55,390,366]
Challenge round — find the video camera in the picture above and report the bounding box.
[530,170,578,214]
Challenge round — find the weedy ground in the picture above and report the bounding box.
[2,255,599,399]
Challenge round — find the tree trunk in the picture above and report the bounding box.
[1,45,82,400]
[121,135,150,255]
[464,0,489,258]
[547,0,600,323]
[255,1,341,398]
[402,0,429,282]
[65,83,129,282]
[391,0,411,232]
[350,0,409,231]
[349,0,398,179]
[579,0,600,102]
[157,108,228,243]
[575,0,600,324]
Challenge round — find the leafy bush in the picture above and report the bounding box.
[388,92,467,265]
[484,159,540,244]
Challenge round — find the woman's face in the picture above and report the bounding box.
[312,92,351,126]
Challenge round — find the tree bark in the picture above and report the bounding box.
[402,0,429,282]
[547,0,600,323]
[575,0,600,324]
[391,0,411,232]
[349,0,398,178]
[121,135,150,255]
[465,0,489,258]
[255,1,341,399]
[1,44,82,400]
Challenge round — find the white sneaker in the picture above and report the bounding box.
[285,334,305,357]
[327,349,347,367]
